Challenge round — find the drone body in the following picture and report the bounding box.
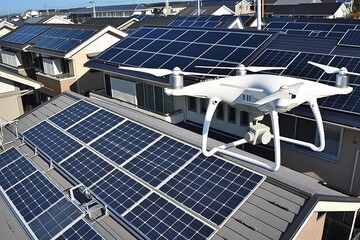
[119,62,354,171]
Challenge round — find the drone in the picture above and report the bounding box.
[119,61,355,171]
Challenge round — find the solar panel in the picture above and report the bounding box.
[22,121,82,163]
[29,198,81,240]
[49,100,99,129]
[124,136,199,187]
[124,193,214,240]
[90,169,150,215]
[60,148,115,187]
[0,147,22,169]
[338,30,360,48]
[160,155,265,225]
[90,120,161,165]
[0,156,37,191]
[67,109,124,143]
[2,25,48,44]
[5,173,64,222]
[93,26,272,78]
[55,219,104,240]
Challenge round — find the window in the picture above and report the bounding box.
[240,111,249,126]
[200,98,208,114]
[188,97,197,112]
[228,106,236,123]
[137,83,174,114]
[1,50,19,67]
[42,58,62,76]
[216,103,224,120]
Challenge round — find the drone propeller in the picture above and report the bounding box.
[255,82,304,105]
[119,66,225,77]
[196,64,287,72]
[308,61,360,76]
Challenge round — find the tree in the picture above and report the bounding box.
[353,0,360,13]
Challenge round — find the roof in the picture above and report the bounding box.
[68,3,150,14]
[127,15,177,29]
[0,65,42,89]
[1,91,359,240]
[265,3,344,16]
[179,5,233,16]
[274,0,321,5]
[82,17,133,28]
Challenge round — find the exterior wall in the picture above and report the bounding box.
[0,28,12,37]
[296,212,325,240]
[36,73,76,97]
[235,1,254,15]
[212,6,234,16]
[0,80,23,120]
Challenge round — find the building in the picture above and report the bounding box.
[0,91,359,240]
[0,20,17,37]
[0,23,127,108]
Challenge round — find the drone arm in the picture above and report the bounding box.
[279,99,325,151]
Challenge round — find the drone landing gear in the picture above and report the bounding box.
[201,98,325,172]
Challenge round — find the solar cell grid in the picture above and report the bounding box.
[0,147,22,169]
[160,155,264,225]
[49,100,99,129]
[90,169,150,215]
[124,136,199,187]
[22,121,82,163]
[339,30,360,48]
[90,120,161,165]
[124,193,214,240]
[67,109,124,143]
[60,148,114,187]
[29,198,81,240]
[55,219,104,240]
[5,173,63,222]
[0,156,37,191]
[2,25,48,44]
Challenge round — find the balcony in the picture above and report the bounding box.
[36,71,76,97]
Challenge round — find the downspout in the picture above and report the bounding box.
[349,149,360,194]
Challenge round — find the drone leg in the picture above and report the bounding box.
[202,97,221,156]
[270,110,281,171]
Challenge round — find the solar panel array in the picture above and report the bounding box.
[93,26,272,77]
[21,99,266,239]
[168,16,224,28]
[1,25,48,44]
[30,26,97,52]
[0,147,104,240]
[264,21,359,39]
[338,29,360,48]
[250,48,360,114]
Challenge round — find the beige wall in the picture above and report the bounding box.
[296,212,326,240]
[282,126,360,196]
[36,73,76,97]
[0,90,23,121]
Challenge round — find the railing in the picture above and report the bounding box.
[0,116,18,150]
[37,71,75,79]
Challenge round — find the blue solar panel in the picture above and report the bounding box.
[55,219,104,240]
[160,155,265,225]
[49,100,99,129]
[338,30,360,48]
[29,198,81,240]
[124,193,214,240]
[2,25,48,44]
[5,173,63,222]
[67,109,124,143]
[250,49,298,71]
[22,121,82,163]
[92,26,272,78]
[124,136,199,187]
[90,120,161,165]
[0,147,22,169]
[0,156,37,191]
[60,148,114,187]
[90,169,150,215]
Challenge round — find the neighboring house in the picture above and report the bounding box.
[0,20,17,37]
[82,17,136,30]
[0,91,360,240]
[179,5,235,16]
[0,23,127,106]
[0,66,42,121]
[167,15,245,29]
[24,15,74,25]
[235,0,254,15]
[265,2,349,18]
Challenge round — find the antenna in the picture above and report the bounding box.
[90,1,96,18]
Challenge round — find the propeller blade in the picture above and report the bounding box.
[307,61,340,74]
[180,71,226,77]
[196,65,286,72]
[220,83,264,92]
[255,90,289,106]
[119,66,173,77]
[347,71,360,77]
[245,66,287,72]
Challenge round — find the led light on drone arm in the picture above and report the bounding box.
[279,99,325,151]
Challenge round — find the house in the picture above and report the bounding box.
[23,15,74,25]
[0,20,17,37]
[0,23,127,111]
[235,0,254,15]
[0,90,360,239]
[265,2,349,18]
[179,4,235,16]
[0,65,42,121]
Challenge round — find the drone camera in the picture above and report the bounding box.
[245,123,272,145]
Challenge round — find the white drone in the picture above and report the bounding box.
[119,61,355,171]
